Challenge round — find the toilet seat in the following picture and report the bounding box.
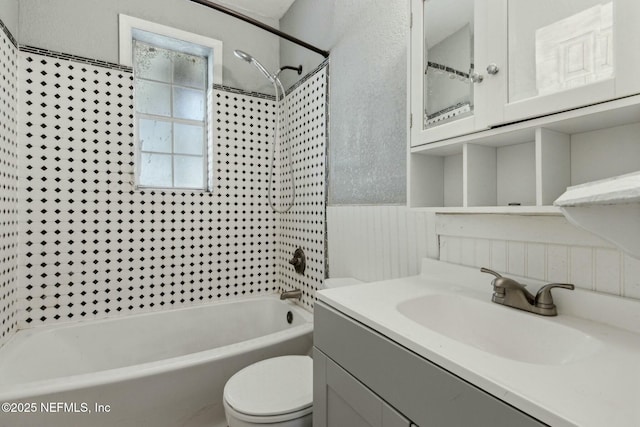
[223,355,313,422]
[223,398,311,424]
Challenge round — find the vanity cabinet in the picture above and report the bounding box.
[314,350,412,427]
[408,0,640,211]
[313,302,545,427]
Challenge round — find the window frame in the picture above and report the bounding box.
[119,15,223,191]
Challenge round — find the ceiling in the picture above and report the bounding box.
[214,0,297,20]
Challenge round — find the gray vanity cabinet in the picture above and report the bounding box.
[314,349,412,427]
[313,301,546,427]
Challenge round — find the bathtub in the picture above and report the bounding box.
[0,295,313,427]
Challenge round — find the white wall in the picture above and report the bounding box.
[0,0,18,36]
[18,0,280,94]
[280,0,408,205]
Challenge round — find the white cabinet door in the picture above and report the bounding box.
[409,0,640,148]
[409,0,501,146]
[486,0,640,125]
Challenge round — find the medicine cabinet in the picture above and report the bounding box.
[408,0,640,212]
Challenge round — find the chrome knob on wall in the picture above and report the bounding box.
[486,63,500,75]
[470,72,484,83]
[289,247,306,275]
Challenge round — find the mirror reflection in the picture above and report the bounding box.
[509,0,614,103]
[423,0,474,130]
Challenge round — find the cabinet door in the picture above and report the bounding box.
[409,0,501,146]
[486,0,640,125]
[313,348,412,427]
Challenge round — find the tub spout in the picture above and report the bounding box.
[280,289,302,300]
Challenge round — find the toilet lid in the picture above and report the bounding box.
[224,355,313,417]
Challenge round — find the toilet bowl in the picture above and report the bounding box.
[223,356,313,427]
[223,278,363,427]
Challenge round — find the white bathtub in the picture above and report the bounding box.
[0,295,313,427]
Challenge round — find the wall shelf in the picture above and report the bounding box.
[408,94,640,213]
[411,94,640,156]
[411,206,562,215]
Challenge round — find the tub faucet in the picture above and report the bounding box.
[280,289,302,300]
[480,268,574,316]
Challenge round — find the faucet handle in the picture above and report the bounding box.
[535,283,574,309]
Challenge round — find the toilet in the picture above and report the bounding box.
[223,278,362,427]
[223,355,313,427]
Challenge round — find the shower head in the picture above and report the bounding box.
[234,49,276,83]
[233,49,253,63]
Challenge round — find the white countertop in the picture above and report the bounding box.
[316,259,640,427]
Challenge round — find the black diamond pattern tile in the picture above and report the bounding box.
[15,47,328,328]
[0,27,19,346]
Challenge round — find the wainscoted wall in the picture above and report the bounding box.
[0,22,18,346]
[327,206,640,301]
[277,65,327,309]
[326,206,437,283]
[17,47,328,328]
[437,215,640,299]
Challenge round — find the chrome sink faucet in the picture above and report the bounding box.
[480,268,574,316]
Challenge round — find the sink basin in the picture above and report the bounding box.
[397,294,601,365]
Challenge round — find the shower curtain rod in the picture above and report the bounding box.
[189,0,330,58]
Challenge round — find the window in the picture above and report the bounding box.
[134,42,207,189]
[118,15,223,190]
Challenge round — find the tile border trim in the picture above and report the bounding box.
[212,84,276,101]
[0,16,17,47]
[19,45,133,72]
[286,58,330,96]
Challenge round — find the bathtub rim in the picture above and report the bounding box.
[0,294,313,402]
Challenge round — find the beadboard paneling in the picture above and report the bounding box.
[326,206,436,283]
[438,215,638,299]
[328,207,640,301]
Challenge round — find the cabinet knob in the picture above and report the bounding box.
[470,72,484,83]
[486,63,500,75]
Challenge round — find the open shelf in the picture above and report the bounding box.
[408,95,640,213]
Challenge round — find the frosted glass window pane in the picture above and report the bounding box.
[174,124,204,155]
[173,87,205,120]
[134,42,172,82]
[139,119,172,153]
[136,80,171,116]
[139,153,172,187]
[174,54,206,88]
[174,156,204,188]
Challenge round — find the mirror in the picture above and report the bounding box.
[423,0,474,130]
[508,0,614,103]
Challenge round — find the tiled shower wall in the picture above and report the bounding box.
[0,22,18,346]
[17,46,327,328]
[277,66,327,309]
